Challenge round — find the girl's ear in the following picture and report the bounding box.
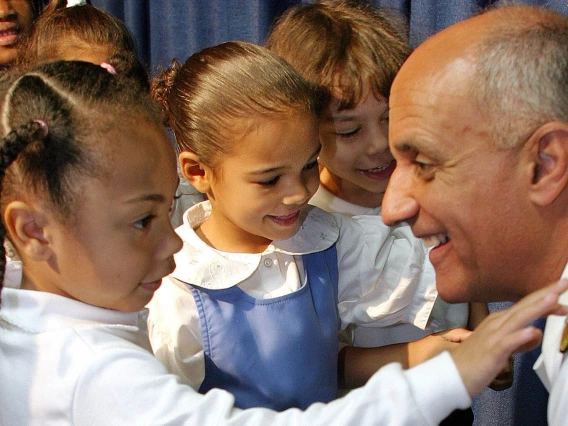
[528,122,568,206]
[4,201,51,261]
[179,151,213,193]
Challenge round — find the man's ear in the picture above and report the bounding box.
[528,122,568,206]
[179,151,213,194]
[4,200,51,261]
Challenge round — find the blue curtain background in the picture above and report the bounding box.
[90,0,568,75]
[85,1,566,425]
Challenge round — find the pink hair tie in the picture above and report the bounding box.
[34,119,48,137]
[100,62,117,75]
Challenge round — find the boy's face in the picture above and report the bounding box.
[0,0,34,67]
[319,92,395,208]
[23,118,183,312]
[201,113,321,253]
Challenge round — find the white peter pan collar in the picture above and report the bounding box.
[171,201,339,290]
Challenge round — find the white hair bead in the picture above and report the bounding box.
[66,0,88,8]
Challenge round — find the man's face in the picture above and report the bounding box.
[382,57,535,302]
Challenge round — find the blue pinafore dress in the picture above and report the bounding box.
[191,245,339,411]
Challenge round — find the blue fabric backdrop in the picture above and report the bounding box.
[90,0,568,75]
[85,1,567,425]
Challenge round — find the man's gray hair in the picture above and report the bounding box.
[473,6,568,149]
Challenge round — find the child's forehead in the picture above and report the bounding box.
[328,73,382,107]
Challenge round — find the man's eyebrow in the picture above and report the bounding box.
[393,138,442,157]
[392,139,418,153]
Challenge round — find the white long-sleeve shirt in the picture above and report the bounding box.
[0,287,471,425]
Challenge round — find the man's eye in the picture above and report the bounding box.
[133,215,156,230]
[415,160,432,170]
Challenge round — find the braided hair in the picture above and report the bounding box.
[0,59,159,303]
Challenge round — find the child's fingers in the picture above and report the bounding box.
[452,279,568,397]
[484,279,568,335]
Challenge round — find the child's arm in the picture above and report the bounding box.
[74,280,566,425]
[341,280,567,392]
[339,302,493,390]
[339,329,470,388]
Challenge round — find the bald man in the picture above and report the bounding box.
[383,5,568,425]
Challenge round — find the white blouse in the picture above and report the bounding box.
[147,201,453,389]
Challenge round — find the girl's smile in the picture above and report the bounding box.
[0,25,21,47]
[268,211,301,227]
[358,159,396,180]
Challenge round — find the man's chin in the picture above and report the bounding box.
[435,274,480,303]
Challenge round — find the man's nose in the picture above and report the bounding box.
[381,165,419,226]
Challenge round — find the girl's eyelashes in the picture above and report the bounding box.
[257,155,318,186]
[132,214,156,230]
[336,126,361,138]
[258,176,280,186]
[303,158,318,170]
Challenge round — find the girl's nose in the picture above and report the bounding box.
[365,126,389,156]
[283,177,314,206]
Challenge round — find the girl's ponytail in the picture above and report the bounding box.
[0,120,48,302]
[151,60,182,129]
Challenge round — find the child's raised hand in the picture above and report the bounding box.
[451,279,568,397]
